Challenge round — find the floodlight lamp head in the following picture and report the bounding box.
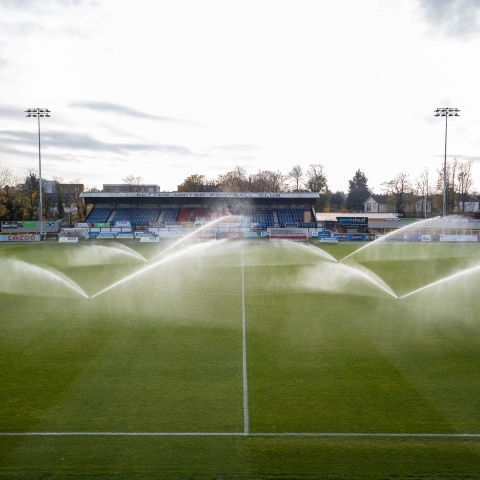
[26,114,31,117]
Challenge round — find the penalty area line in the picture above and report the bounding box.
[1,432,480,437]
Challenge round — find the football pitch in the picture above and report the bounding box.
[1,238,480,479]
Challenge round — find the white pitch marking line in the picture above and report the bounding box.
[1,432,479,437]
[242,245,249,435]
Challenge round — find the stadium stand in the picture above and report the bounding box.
[86,207,113,223]
[162,208,180,223]
[192,208,210,220]
[111,208,161,224]
[177,208,191,222]
[275,209,314,227]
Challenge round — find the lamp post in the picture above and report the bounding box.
[26,108,51,238]
[434,107,460,219]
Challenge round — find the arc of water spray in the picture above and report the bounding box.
[399,263,480,300]
[339,217,441,263]
[1,259,89,299]
[148,215,231,262]
[90,240,218,299]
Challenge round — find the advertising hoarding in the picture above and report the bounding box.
[140,237,160,242]
[59,237,78,243]
[0,234,40,242]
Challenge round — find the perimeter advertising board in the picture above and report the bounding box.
[140,237,160,242]
[1,221,60,233]
[336,217,368,227]
[333,233,375,241]
[440,235,478,242]
[0,234,40,242]
[59,237,78,243]
[116,232,135,239]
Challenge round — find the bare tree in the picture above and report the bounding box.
[416,168,434,218]
[436,159,458,214]
[0,166,18,188]
[382,172,414,216]
[122,174,143,186]
[288,165,304,191]
[457,160,474,212]
[305,164,328,193]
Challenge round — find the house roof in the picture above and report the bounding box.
[365,194,388,204]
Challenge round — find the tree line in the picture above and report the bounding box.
[0,159,476,222]
[0,167,86,223]
[177,159,477,216]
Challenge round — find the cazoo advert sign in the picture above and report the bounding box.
[0,234,41,242]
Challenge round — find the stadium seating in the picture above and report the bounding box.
[111,208,161,225]
[85,207,113,223]
[177,208,191,222]
[161,208,180,223]
[275,209,311,227]
[192,208,210,220]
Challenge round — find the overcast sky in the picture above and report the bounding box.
[1,0,480,193]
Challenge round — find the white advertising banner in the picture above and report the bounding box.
[59,237,79,243]
[440,235,478,242]
[140,236,160,242]
[421,235,431,242]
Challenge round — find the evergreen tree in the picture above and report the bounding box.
[55,181,65,219]
[346,170,370,212]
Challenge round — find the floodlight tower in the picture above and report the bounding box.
[25,108,51,238]
[434,107,460,219]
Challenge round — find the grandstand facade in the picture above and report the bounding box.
[80,191,320,230]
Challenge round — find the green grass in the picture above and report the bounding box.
[1,239,480,479]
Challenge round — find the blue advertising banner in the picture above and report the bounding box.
[116,232,135,238]
[135,232,154,237]
[317,231,332,238]
[98,232,116,238]
[88,232,100,238]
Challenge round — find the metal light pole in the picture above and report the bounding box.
[26,108,51,238]
[434,108,460,219]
